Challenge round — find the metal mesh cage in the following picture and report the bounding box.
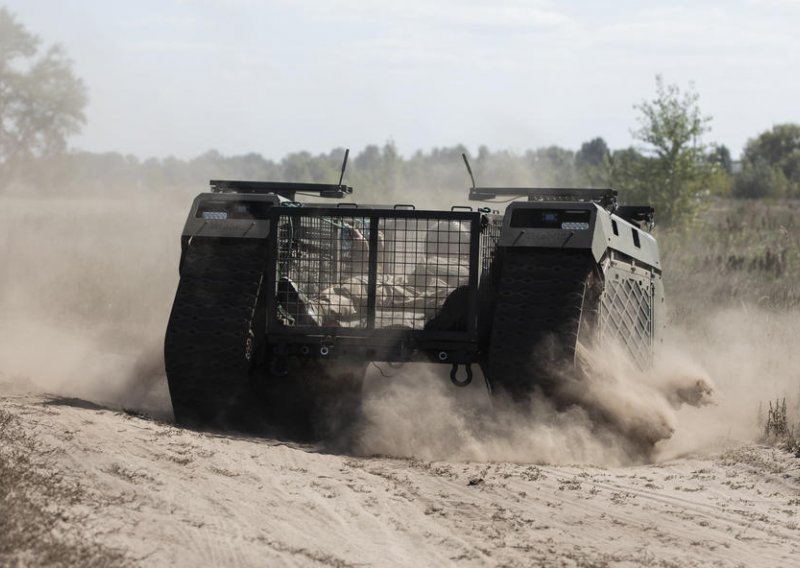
[275,214,367,327]
[273,210,477,332]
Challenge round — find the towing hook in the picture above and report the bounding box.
[450,364,473,387]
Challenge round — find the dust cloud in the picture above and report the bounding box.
[0,192,185,419]
[1,191,798,466]
[352,347,699,466]
[353,309,799,466]
[656,309,800,459]
[356,364,644,466]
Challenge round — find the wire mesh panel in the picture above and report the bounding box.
[376,218,472,329]
[272,209,478,334]
[480,216,502,276]
[599,266,654,369]
[275,213,370,328]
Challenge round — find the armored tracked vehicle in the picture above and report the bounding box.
[164,156,664,437]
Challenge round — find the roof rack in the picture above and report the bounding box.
[468,187,618,209]
[210,180,352,200]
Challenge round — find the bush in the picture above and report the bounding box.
[762,398,800,457]
[732,159,787,198]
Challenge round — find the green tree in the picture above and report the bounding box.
[609,147,645,191]
[575,137,611,187]
[737,123,800,197]
[743,124,800,166]
[527,146,577,186]
[0,7,87,188]
[620,75,714,226]
[707,144,732,175]
[732,158,787,198]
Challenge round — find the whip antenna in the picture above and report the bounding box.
[462,152,476,189]
[338,148,350,187]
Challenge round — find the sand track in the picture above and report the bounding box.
[1,393,798,567]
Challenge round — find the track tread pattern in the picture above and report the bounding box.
[487,249,594,397]
[164,238,268,428]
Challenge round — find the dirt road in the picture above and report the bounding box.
[2,387,798,568]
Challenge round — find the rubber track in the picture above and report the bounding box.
[487,248,594,398]
[164,237,268,428]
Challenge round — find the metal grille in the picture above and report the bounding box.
[273,210,476,332]
[480,217,501,276]
[378,218,471,329]
[599,269,654,369]
[275,214,365,327]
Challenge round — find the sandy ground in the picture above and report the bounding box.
[1,383,799,568]
[2,194,799,566]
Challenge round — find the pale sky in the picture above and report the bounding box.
[5,0,800,160]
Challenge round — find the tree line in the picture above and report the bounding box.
[2,6,799,227]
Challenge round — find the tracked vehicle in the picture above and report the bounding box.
[164,155,664,436]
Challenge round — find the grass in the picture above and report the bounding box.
[660,198,800,457]
[659,198,800,322]
[762,398,800,457]
[0,408,131,567]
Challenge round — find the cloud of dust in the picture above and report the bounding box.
[354,364,646,466]
[353,309,799,466]
[656,308,800,459]
[0,192,189,419]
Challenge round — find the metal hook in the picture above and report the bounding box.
[450,364,473,387]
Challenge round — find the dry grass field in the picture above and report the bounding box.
[660,199,800,317]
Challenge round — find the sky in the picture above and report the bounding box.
[5,0,799,161]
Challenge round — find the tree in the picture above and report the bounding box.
[707,144,732,175]
[609,147,645,192]
[743,124,800,167]
[527,145,577,186]
[737,123,800,197]
[575,137,611,187]
[732,158,786,199]
[0,8,87,188]
[620,76,714,226]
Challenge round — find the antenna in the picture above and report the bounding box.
[338,148,350,187]
[461,153,476,189]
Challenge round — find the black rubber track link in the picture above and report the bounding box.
[164,237,268,430]
[486,248,595,399]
